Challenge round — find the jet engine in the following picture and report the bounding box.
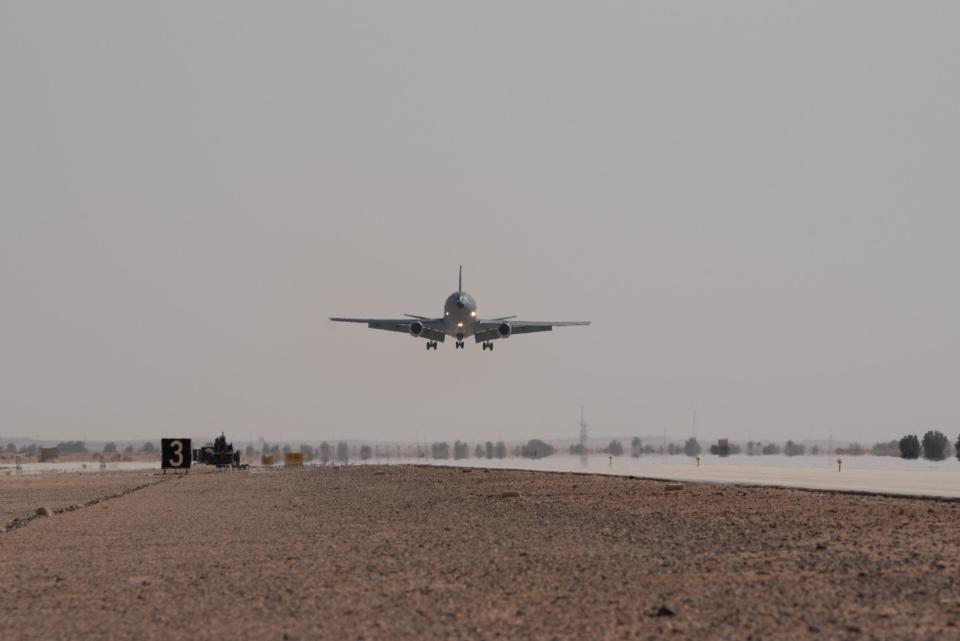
[409,321,425,337]
[497,322,512,338]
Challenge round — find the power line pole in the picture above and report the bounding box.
[578,407,588,466]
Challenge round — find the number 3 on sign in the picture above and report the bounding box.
[161,438,192,470]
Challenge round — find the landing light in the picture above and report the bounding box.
[457,322,464,327]
[470,311,476,317]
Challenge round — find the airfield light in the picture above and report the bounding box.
[470,311,476,317]
[457,322,464,327]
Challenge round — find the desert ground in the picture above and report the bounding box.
[2,465,958,640]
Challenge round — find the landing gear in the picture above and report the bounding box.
[426,341,438,350]
[455,341,465,349]
[482,341,494,351]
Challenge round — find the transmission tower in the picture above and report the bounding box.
[579,407,588,453]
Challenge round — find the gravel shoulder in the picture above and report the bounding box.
[0,470,163,527]
[1,465,958,640]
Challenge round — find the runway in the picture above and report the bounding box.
[403,454,960,499]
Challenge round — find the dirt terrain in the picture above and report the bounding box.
[1,465,958,640]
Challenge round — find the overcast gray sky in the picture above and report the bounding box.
[2,2,958,444]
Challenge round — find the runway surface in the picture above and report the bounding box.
[2,465,959,640]
[403,454,960,499]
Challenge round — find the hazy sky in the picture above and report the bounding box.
[2,2,958,444]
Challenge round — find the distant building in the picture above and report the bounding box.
[711,439,730,457]
[38,447,60,462]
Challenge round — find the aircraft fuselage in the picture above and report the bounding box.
[444,291,478,339]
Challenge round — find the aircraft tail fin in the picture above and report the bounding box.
[459,265,462,292]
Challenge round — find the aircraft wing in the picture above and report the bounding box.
[329,317,446,342]
[473,319,591,343]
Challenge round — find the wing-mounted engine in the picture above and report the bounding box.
[474,321,514,343]
[408,321,445,342]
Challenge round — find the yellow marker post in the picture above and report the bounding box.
[284,452,304,467]
[836,458,842,472]
[261,454,274,466]
[696,456,701,467]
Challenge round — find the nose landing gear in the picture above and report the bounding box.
[482,342,494,351]
[455,341,465,349]
[426,341,438,350]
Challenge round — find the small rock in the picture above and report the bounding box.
[36,506,51,517]
[655,605,676,617]
[816,543,827,550]
[664,484,683,492]
[500,491,522,498]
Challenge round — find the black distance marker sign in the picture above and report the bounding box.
[161,438,192,470]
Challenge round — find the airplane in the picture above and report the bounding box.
[330,267,590,350]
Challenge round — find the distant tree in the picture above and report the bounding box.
[336,441,349,463]
[569,443,585,455]
[761,443,780,455]
[140,441,156,454]
[631,437,643,457]
[784,440,806,457]
[359,444,372,460]
[5,442,15,453]
[838,443,864,456]
[244,444,256,457]
[123,444,135,454]
[810,445,820,455]
[494,441,506,459]
[57,441,88,453]
[521,439,555,459]
[684,437,701,457]
[474,444,484,458]
[485,441,494,459]
[746,441,758,456]
[899,434,921,459]
[23,443,37,455]
[607,440,624,456]
[319,441,332,464]
[431,442,450,459]
[667,443,680,455]
[453,441,469,460]
[922,430,949,461]
[956,435,960,462]
[300,444,315,461]
[270,444,280,454]
[871,440,899,456]
[102,442,117,453]
[643,444,655,454]
[282,444,292,455]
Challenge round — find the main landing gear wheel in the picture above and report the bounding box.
[426,341,438,350]
[455,341,464,349]
[482,342,494,351]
